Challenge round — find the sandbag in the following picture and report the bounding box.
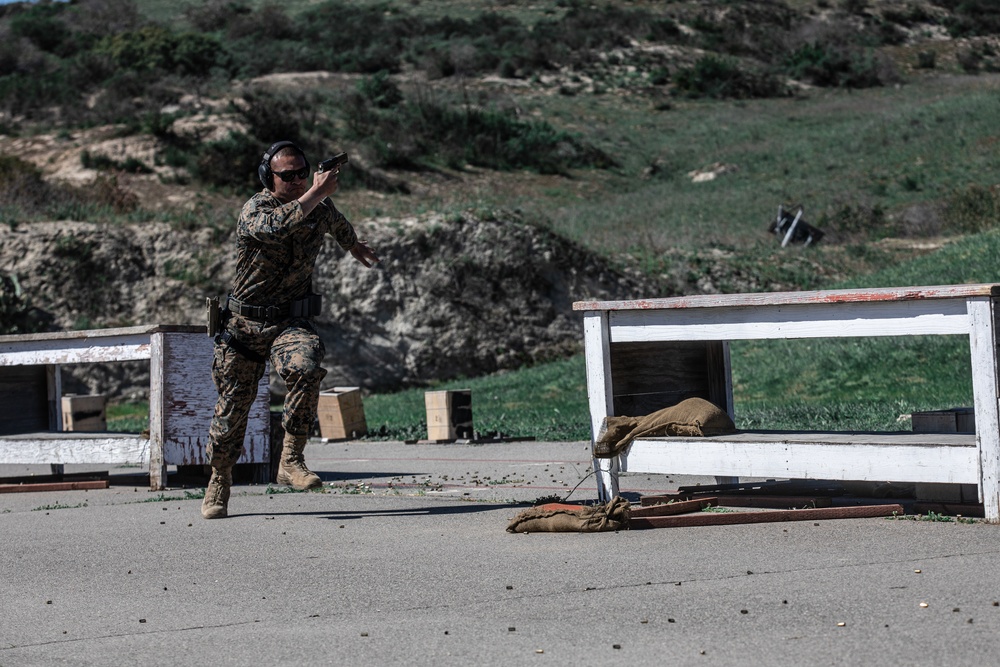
[506,496,631,533]
[593,397,736,458]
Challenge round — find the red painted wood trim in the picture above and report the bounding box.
[629,503,904,528]
[573,284,1000,312]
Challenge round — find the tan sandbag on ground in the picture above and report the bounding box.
[593,397,737,458]
[506,497,631,533]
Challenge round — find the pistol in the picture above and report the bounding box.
[317,152,349,173]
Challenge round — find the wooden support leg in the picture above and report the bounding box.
[46,365,65,479]
[594,455,620,503]
[148,333,168,490]
[584,312,616,501]
[969,297,1000,522]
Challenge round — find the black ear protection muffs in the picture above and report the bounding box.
[258,140,309,190]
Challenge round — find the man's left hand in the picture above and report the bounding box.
[350,241,380,268]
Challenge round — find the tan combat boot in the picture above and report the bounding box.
[276,433,322,490]
[201,467,232,519]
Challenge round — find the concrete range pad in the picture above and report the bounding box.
[3,439,1000,666]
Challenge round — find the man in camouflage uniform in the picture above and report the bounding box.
[202,141,379,519]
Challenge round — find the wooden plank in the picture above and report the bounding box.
[630,497,718,517]
[0,338,152,366]
[0,434,149,464]
[641,494,833,509]
[573,283,1000,312]
[630,504,904,529]
[969,296,1000,521]
[149,333,167,490]
[0,480,109,494]
[0,470,108,485]
[622,432,979,484]
[608,298,972,343]
[0,324,203,344]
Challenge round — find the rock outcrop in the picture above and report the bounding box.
[1,210,661,398]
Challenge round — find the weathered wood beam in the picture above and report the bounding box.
[630,504,904,529]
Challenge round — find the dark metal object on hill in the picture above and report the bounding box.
[769,204,824,247]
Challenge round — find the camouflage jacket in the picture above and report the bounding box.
[230,190,357,305]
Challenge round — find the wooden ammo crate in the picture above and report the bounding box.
[61,395,107,432]
[425,390,473,441]
[317,387,367,440]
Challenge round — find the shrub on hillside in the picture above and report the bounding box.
[0,155,51,219]
[0,274,51,335]
[936,0,1000,37]
[784,42,885,88]
[687,4,797,61]
[942,184,1000,234]
[816,203,896,242]
[673,56,787,99]
[9,3,71,55]
[95,27,227,77]
[190,133,263,192]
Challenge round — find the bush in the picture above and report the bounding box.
[356,70,403,109]
[9,3,71,55]
[673,56,787,99]
[688,4,797,61]
[192,132,263,191]
[784,42,885,88]
[939,0,1000,37]
[94,27,227,77]
[942,184,1000,234]
[0,274,51,335]
[816,203,895,241]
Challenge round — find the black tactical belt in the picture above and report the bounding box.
[214,330,267,364]
[225,294,322,321]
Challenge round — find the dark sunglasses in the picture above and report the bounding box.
[273,166,310,182]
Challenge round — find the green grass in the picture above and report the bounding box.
[730,226,1000,430]
[362,355,591,441]
[528,76,1000,257]
[106,401,148,433]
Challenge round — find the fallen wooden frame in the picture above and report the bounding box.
[629,503,904,529]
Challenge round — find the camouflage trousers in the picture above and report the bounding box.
[206,314,327,469]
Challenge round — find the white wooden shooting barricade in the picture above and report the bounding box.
[575,284,1000,521]
[0,325,270,490]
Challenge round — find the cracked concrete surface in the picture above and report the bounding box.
[3,440,1000,666]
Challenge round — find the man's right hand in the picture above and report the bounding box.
[298,168,340,216]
